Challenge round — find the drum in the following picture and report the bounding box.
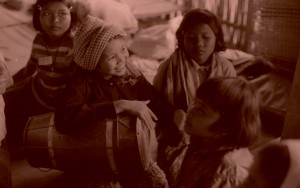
[23,113,157,175]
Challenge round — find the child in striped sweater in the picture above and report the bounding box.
[4,0,78,149]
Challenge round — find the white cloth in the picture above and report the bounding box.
[0,51,13,144]
[74,0,138,34]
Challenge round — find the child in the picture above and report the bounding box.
[0,51,13,188]
[54,15,184,187]
[4,0,77,149]
[153,8,237,112]
[240,139,300,188]
[163,77,261,188]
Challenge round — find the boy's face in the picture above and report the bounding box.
[184,98,221,138]
[39,2,72,38]
[183,23,216,65]
[96,38,129,80]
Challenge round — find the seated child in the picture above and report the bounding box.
[54,15,184,187]
[4,0,77,149]
[239,139,300,188]
[163,77,262,188]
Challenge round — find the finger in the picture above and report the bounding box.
[141,100,150,105]
[140,111,155,130]
[145,112,156,130]
[147,108,158,121]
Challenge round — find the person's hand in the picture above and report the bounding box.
[173,109,186,132]
[114,100,157,129]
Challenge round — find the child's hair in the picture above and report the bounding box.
[252,143,290,188]
[32,0,77,33]
[176,8,226,52]
[195,77,261,148]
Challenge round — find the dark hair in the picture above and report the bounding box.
[195,77,261,148]
[32,0,77,33]
[176,8,226,52]
[252,143,290,188]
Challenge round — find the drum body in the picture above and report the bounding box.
[23,113,143,175]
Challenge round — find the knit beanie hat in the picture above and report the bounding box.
[73,15,127,70]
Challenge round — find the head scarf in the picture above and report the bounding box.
[73,15,127,70]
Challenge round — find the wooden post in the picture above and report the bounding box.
[282,49,300,139]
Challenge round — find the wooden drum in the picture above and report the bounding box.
[23,113,152,175]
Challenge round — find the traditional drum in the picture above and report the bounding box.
[23,112,158,175]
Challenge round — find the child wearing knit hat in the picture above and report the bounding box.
[54,15,185,188]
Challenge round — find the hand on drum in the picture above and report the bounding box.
[113,100,157,130]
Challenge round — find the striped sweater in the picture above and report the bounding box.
[28,33,74,109]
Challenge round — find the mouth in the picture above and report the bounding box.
[49,26,61,31]
[115,66,125,72]
[195,50,206,55]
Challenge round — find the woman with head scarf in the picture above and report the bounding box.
[153,8,236,113]
[54,15,185,187]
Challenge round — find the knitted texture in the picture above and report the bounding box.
[73,15,127,70]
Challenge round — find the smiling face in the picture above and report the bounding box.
[184,98,221,138]
[183,23,216,65]
[95,38,129,80]
[39,1,72,38]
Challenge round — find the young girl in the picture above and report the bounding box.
[4,0,77,148]
[163,77,261,188]
[54,15,184,187]
[153,9,236,112]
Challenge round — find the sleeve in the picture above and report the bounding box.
[138,76,182,145]
[54,78,117,133]
[210,150,253,188]
[152,58,169,92]
[222,57,237,77]
[0,51,13,94]
[139,75,176,124]
[12,35,39,83]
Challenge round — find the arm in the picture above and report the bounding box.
[0,52,13,94]
[54,78,117,133]
[13,35,39,83]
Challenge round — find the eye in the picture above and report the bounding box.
[58,12,69,17]
[108,55,116,60]
[41,11,50,16]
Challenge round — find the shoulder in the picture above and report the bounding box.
[61,34,74,48]
[32,33,44,43]
[221,148,254,168]
[212,148,253,188]
[214,53,237,76]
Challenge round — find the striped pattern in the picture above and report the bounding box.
[29,33,73,109]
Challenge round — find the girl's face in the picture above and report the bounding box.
[39,2,72,38]
[183,23,216,65]
[184,98,221,138]
[96,38,129,80]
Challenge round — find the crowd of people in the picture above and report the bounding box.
[0,0,297,187]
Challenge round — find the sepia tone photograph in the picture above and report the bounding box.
[0,0,300,187]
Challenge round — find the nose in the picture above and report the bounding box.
[195,37,204,47]
[52,14,60,23]
[115,54,127,64]
[116,50,129,63]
